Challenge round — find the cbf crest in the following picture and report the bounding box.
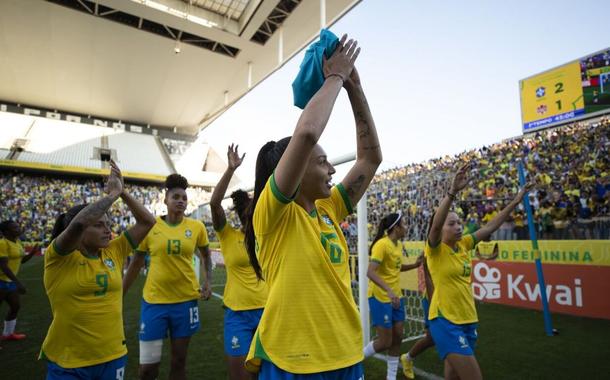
[185,229,193,238]
[321,214,333,227]
[103,258,116,271]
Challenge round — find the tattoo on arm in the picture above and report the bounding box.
[355,111,371,139]
[347,174,366,200]
[72,196,116,226]
[362,144,381,151]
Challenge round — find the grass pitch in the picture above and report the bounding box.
[2,259,610,379]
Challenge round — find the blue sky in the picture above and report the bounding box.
[201,0,610,186]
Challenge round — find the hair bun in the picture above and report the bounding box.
[165,173,188,190]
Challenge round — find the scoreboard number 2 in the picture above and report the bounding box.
[555,82,564,93]
[555,82,564,110]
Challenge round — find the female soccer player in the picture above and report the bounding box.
[426,163,532,380]
[0,221,37,341]
[42,160,155,379]
[401,220,437,380]
[363,212,422,380]
[210,144,268,380]
[123,173,213,380]
[400,256,435,380]
[244,34,382,378]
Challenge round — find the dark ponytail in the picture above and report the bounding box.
[230,190,251,224]
[0,220,15,237]
[244,137,291,280]
[369,212,401,256]
[51,204,89,240]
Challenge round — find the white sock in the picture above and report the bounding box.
[363,341,377,358]
[3,319,16,335]
[387,356,399,380]
[405,352,413,361]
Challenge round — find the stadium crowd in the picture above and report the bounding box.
[360,117,610,241]
[0,174,209,243]
[1,118,608,245]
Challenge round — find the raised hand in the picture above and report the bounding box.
[344,66,362,91]
[516,181,535,200]
[227,144,245,170]
[323,34,361,82]
[105,159,124,197]
[450,163,471,194]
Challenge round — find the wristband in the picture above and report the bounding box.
[325,73,345,83]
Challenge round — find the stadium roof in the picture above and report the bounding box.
[0,0,361,136]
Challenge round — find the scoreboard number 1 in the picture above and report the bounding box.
[555,82,564,110]
[521,60,587,131]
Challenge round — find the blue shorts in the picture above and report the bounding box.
[139,299,200,341]
[421,297,430,329]
[46,355,126,380]
[0,280,17,292]
[369,296,405,328]
[224,307,263,357]
[260,360,364,380]
[429,317,478,360]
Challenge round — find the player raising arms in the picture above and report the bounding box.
[363,212,422,380]
[0,221,38,342]
[210,144,268,380]
[41,160,155,379]
[425,163,532,380]
[123,173,213,380]
[243,34,382,378]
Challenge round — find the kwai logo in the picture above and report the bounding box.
[507,274,583,307]
[472,262,501,300]
[472,262,584,308]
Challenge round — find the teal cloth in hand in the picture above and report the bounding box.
[292,29,339,109]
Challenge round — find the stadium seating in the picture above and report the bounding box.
[0,173,209,243]
[1,118,608,245]
[107,132,172,175]
[362,117,610,241]
[0,115,175,176]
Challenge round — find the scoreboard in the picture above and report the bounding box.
[520,48,610,132]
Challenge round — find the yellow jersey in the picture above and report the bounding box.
[41,233,136,368]
[217,223,268,310]
[0,238,25,282]
[137,216,209,304]
[315,183,354,290]
[475,241,498,257]
[425,234,478,324]
[482,211,497,223]
[246,175,362,374]
[368,236,402,303]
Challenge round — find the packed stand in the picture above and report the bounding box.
[361,117,610,242]
[0,173,210,243]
